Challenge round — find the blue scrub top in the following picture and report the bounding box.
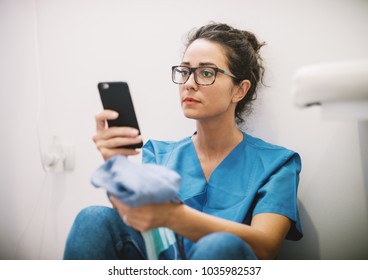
[142,131,303,250]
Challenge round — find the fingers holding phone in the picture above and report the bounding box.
[95,109,118,132]
[93,110,143,160]
[94,82,144,160]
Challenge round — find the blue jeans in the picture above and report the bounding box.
[63,206,257,260]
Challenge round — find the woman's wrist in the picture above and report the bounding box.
[165,202,186,229]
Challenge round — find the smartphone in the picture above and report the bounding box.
[97,81,143,149]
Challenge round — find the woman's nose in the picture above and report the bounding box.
[185,72,198,90]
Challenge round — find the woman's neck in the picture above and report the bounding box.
[193,118,243,158]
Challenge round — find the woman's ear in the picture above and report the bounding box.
[232,80,251,103]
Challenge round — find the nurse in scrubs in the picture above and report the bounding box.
[64,23,302,260]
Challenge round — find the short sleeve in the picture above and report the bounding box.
[252,152,303,240]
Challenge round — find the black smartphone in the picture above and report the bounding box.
[97,81,143,149]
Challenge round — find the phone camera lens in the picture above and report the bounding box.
[101,83,109,90]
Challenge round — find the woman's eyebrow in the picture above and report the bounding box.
[199,62,217,67]
[180,62,218,67]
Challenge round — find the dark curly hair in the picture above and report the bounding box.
[185,23,266,124]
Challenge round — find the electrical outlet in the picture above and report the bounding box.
[41,135,75,172]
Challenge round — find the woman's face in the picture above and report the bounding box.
[179,39,240,122]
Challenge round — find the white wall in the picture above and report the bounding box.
[1,0,367,259]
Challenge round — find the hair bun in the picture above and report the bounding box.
[241,30,266,53]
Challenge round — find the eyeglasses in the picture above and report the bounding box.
[171,65,238,86]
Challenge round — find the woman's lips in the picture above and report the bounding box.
[183,97,200,104]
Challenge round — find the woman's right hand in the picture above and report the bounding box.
[92,110,143,161]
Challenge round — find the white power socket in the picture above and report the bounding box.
[41,135,75,172]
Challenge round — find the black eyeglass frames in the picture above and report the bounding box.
[172,65,238,86]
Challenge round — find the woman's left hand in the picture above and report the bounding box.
[109,196,178,232]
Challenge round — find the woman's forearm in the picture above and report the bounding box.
[167,203,291,259]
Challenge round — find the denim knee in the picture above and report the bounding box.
[64,206,122,259]
[64,205,147,260]
[188,232,257,260]
[73,205,121,229]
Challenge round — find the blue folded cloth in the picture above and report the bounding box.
[90,155,182,259]
[90,155,181,207]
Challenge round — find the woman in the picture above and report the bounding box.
[64,23,302,260]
